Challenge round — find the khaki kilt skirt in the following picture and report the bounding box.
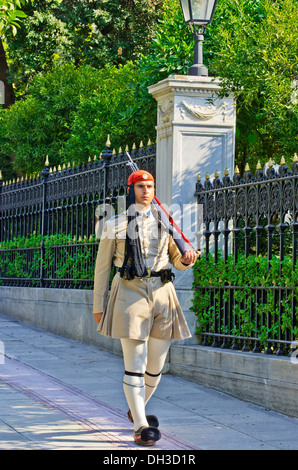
[97,272,191,341]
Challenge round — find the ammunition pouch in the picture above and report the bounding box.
[159,269,175,284]
[120,265,135,280]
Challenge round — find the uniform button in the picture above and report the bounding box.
[152,279,156,283]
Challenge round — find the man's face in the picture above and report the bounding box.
[133,181,155,209]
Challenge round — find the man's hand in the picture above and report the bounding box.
[180,250,200,265]
[94,312,103,324]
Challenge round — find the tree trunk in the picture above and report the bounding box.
[0,38,15,108]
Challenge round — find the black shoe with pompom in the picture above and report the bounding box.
[134,426,161,446]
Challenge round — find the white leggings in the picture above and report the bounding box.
[121,337,171,431]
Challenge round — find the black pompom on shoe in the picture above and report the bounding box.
[128,409,159,428]
[134,426,161,446]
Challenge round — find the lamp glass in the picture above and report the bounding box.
[180,0,217,25]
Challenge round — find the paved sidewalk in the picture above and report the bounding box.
[0,314,298,451]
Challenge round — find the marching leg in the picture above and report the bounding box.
[121,338,148,431]
[121,338,161,446]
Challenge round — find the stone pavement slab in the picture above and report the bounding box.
[0,314,298,451]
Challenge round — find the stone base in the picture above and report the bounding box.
[169,344,298,419]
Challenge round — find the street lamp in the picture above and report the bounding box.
[180,0,218,76]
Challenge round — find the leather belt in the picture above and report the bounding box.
[140,269,175,283]
[119,267,175,283]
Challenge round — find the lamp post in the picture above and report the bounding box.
[180,0,218,76]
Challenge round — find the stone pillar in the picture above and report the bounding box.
[148,75,236,290]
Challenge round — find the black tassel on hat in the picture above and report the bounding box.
[120,184,148,279]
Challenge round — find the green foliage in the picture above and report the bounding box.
[205,0,298,169]
[134,0,298,169]
[0,0,297,178]
[192,251,298,347]
[139,0,193,79]
[4,0,164,94]
[0,0,29,35]
[0,61,153,175]
[0,233,99,287]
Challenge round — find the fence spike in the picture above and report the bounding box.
[45,155,49,166]
[293,153,298,163]
[205,172,210,180]
[0,170,2,180]
[214,170,219,178]
[235,165,240,174]
[224,168,229,176]
[106,134,111,146]
[147,139,151,146]
[280,156,286,165]
[244,163,250,172]
[268,158,274,167]
[256,161,262,170]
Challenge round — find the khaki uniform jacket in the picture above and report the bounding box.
[93,210,193,341]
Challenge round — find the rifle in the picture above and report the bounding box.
[126,152,198,256]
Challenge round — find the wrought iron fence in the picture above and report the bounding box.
[193,156,298,355]
[0,140,156,288]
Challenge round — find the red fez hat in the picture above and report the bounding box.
[128,170,154,186]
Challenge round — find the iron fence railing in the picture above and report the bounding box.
[193,156,298,355]
[0,140,156,288]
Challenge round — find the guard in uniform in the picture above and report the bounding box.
[93,169,197,446]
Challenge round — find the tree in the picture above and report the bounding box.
[0,0,29,107]
[0,0,28,35]
[0,61,152,175]
[137,0,298,170]
[1,0,297,178]
[4,0,164,96]
[0,0,30,180]
[205,0,298,170]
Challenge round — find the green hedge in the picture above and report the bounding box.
[0,234,99,287]
[192,252,298,347]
